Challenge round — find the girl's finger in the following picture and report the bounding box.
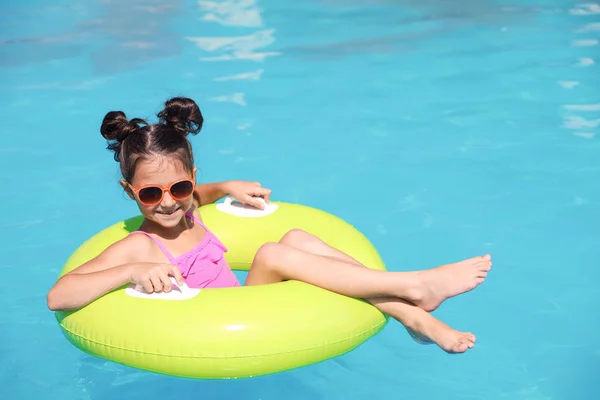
[141,278,154,294]
[243,194,266,209]
[250,187,271,203]
[148,274,163,293]
[168,265,185,286]
[158,271,172,292]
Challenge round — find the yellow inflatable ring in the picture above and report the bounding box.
[54,200,388,379]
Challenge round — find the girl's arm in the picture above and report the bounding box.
[47,236,183,311]
[47,262,134,311]
[194,180,272,208]
[194,181,230,206]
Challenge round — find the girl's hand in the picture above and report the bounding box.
[129,263,185,293]
[225,180,272,209]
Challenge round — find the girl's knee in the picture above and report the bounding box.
[247,242,289,285]
[280,229,317,246]
[254,242,284,268]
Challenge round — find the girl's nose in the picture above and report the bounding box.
[161,191,176,207]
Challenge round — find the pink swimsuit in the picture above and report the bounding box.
[130,212,241,289]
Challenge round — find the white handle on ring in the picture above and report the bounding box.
[216,196,278,218]
[133,277,190,294]
[125,277,200,300]
[224,196,267,208]
[223,196,237,207]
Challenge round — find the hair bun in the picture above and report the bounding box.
[100,111,147,161]
[100,111,147,141]
[157,97,203,135]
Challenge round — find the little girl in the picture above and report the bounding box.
[47,97,492,354]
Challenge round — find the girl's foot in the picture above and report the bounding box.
[412,255,492,312]
[405,327,434,345]
[405,312,476,354]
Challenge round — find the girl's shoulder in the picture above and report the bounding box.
[121,230,158,250]
[65,231,159,276]
[98,231,159,264]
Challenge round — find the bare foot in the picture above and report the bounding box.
[412,254,492,312]
[405,327,434,345]
[405,311,476,354]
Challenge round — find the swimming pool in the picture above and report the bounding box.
[1,0,599,398]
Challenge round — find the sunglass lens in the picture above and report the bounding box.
[170,181,194,199]
[138,187,163,205]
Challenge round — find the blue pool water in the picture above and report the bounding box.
[1,0,599,399]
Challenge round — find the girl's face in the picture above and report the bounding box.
[122,155,196,228]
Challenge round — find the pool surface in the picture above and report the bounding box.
[1,0,599,399]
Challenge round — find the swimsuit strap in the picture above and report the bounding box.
[130,231,176,263]
[185,212,210,231]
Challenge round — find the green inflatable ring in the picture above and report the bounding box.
[54,201,388,379]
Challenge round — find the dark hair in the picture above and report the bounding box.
[100,97,203,182]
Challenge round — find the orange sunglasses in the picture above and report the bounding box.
[128,178,195,206]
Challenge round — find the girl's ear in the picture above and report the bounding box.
[120,180,135,200]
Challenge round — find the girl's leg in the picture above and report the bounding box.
[273,229,481,353]
[245,230,491,312]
